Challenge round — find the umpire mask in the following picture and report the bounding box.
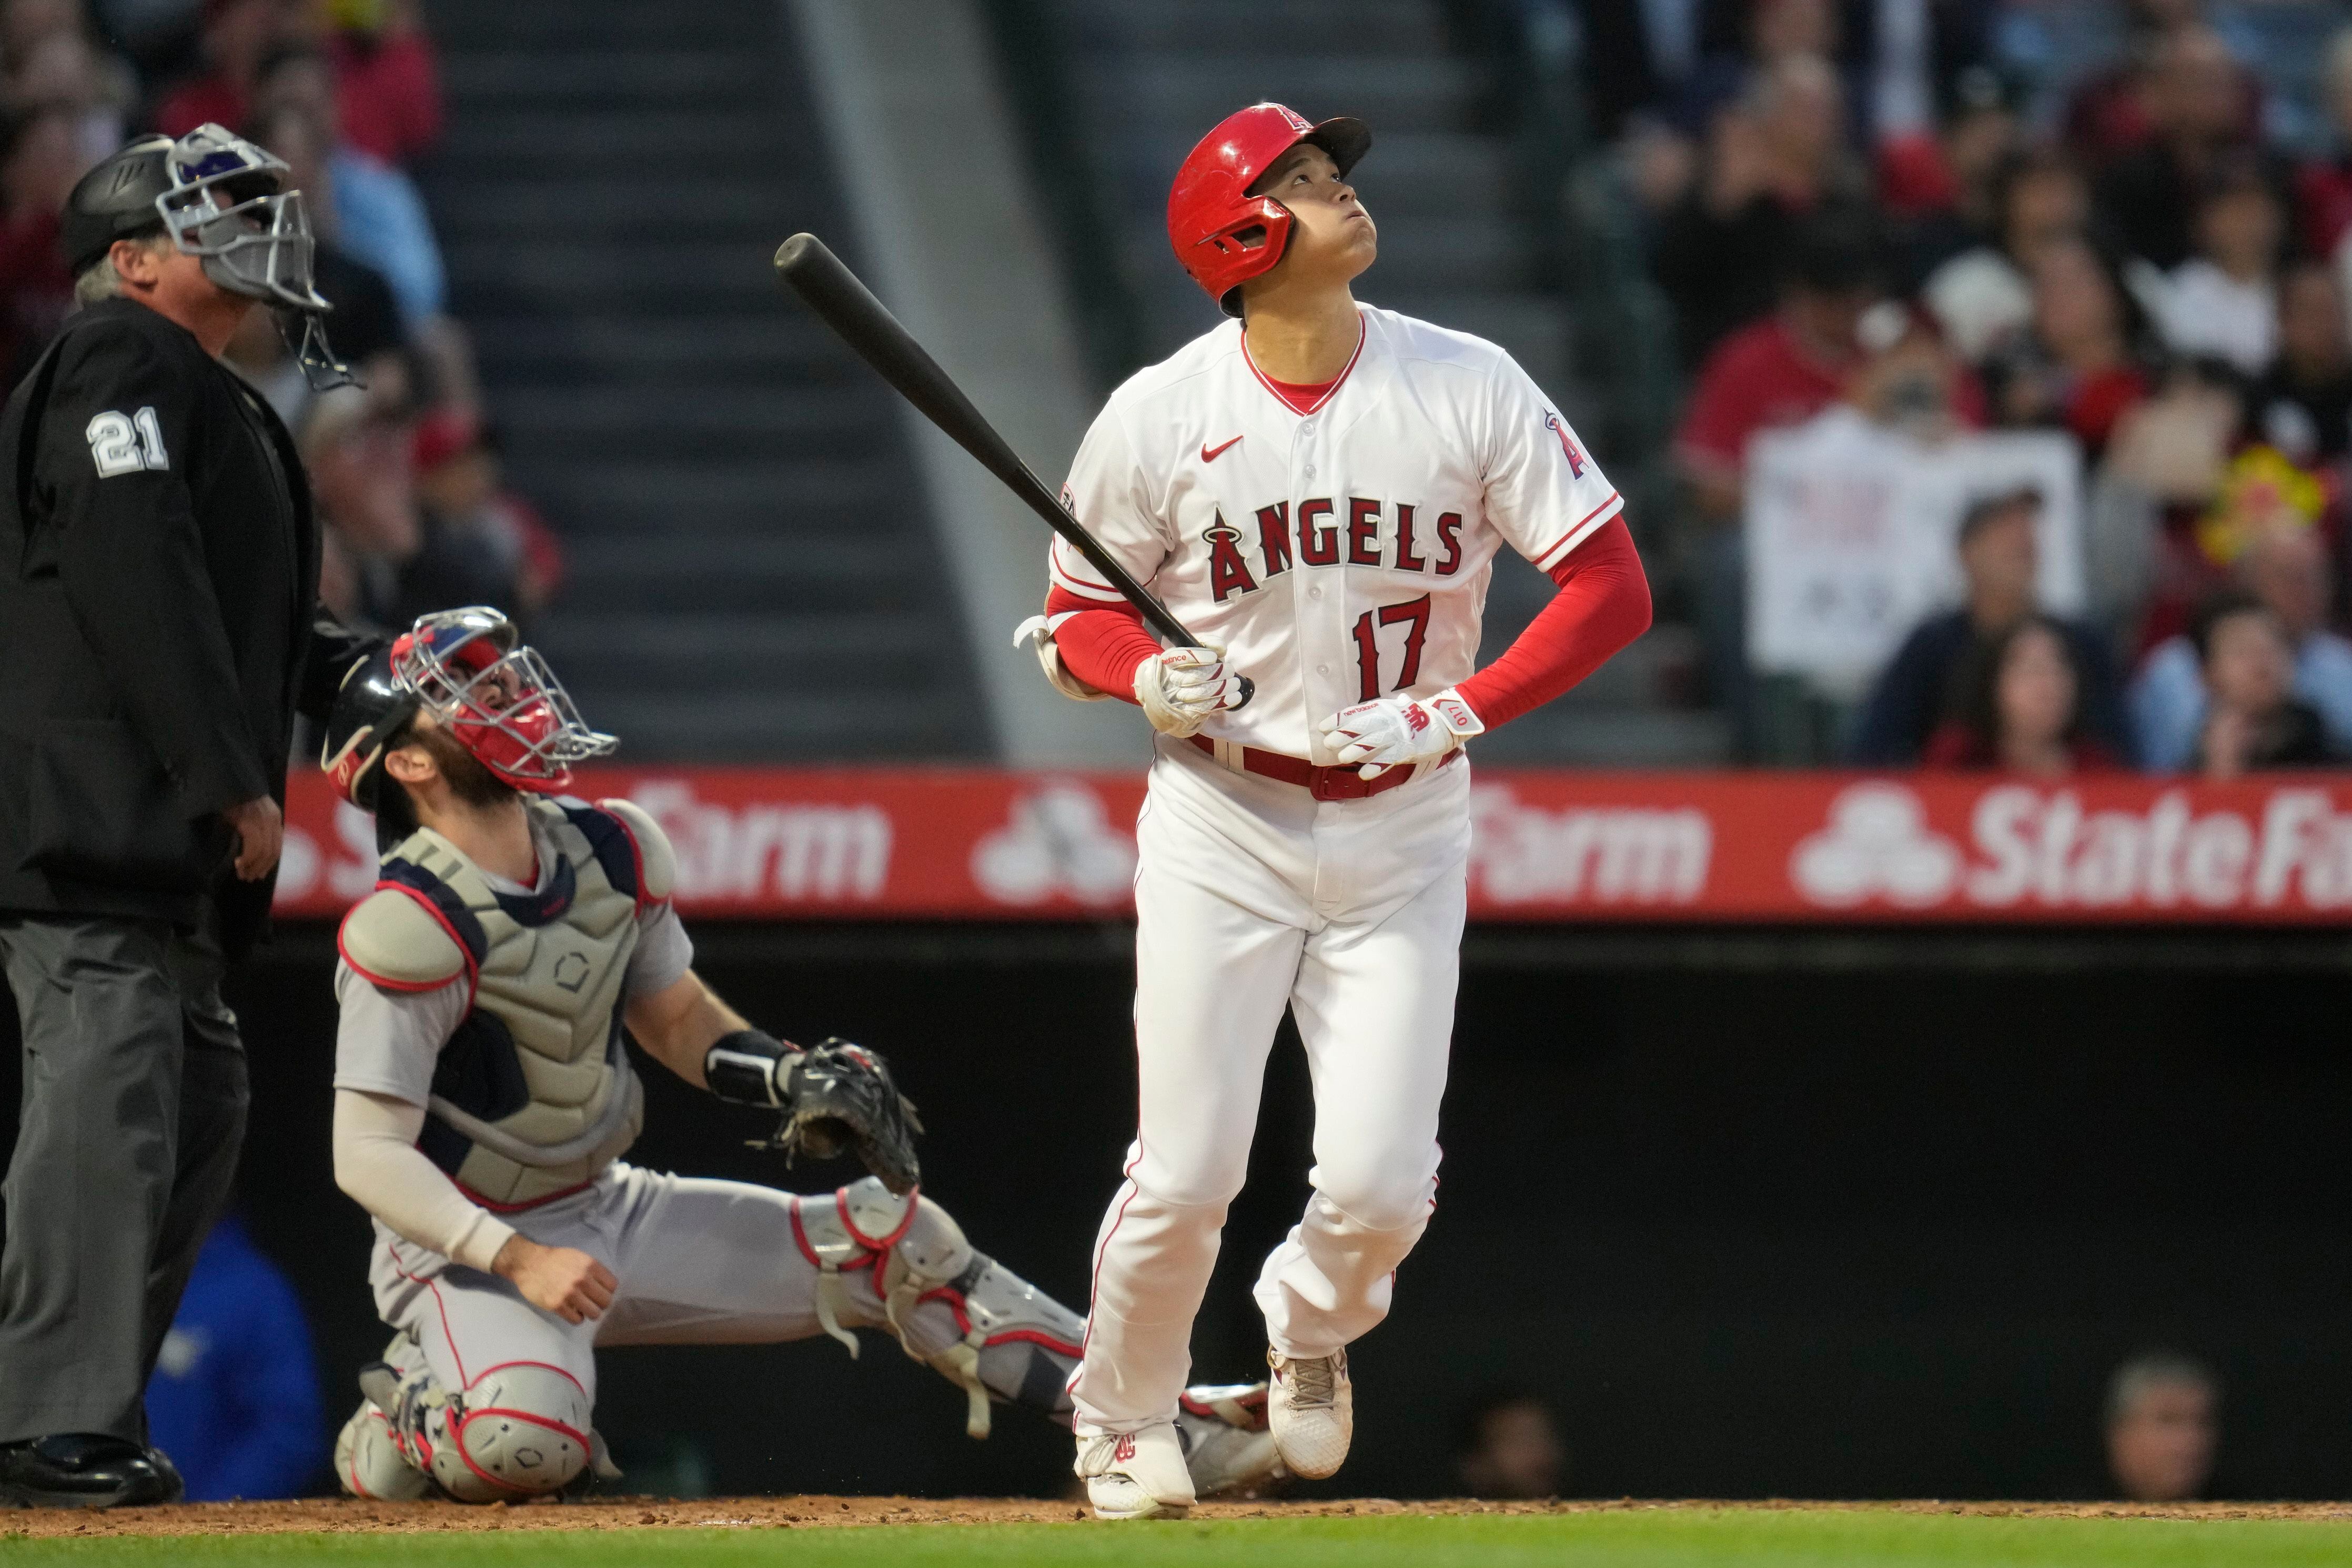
[67,125,357,390]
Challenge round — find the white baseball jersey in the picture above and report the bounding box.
[1050,304,1621,760]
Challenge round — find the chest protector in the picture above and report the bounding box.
[339,796,673,1208]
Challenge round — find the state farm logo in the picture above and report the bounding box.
[628,779,891,902]
[972,782,1136,906]
[1469,784,1711,904]
[1790,783,1962,907]
[1792,782,2352,911]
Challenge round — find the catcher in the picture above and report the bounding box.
[319,608,1275,1501]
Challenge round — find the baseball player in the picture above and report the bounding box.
[318,608,1278,1502]
[1019,104,1653,1518]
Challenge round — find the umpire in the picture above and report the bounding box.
[0,125,375,1508]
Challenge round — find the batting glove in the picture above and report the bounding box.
[1135,645,1243,739]
[1318,689,1485,779]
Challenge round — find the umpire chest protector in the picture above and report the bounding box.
[339,796,673,1207]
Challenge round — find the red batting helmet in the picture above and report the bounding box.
[1167,102,1371,317]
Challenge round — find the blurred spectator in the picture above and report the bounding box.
[150,0,284,137]
[1653,53,1863,369]
[0,103,83,380]
[304,381,419,625]
[1676,209,1883,523]
[143,1212,325,1501]
[1579,0,1704,143]
[249,42,442,329]
[1453,1391,1566,1501]
[2149,154,2283,378]
[2186,592,2335,775]
[2086,358,2252,638]
[320,0,439,165]
[1985,235,2151,459]
[1852,489,2129,766]
[1921,148,2090,366]
[2132,522,2352,771]
[1922,614,2119,776]
[2256,261,2352,466]
[412,407,563,626]
[245,99,403,367]
[2092,25,2281,272]
[1879,64,2023,281]
[2,2,133,162]
[2065,1,2259,171]
[2105,1352,2217,1503]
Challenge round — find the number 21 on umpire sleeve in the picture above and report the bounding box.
[1351,595,1431,701]
[86,407,169,477]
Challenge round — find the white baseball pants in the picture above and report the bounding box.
[1070,739,1470,1433]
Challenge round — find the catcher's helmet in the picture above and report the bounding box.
[322,608,617,810]
[62,124,355,389]
[1166,102,1371,317]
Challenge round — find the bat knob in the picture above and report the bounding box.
[1231,675,1256,711]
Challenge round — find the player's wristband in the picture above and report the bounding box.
[705,1028,800,1107]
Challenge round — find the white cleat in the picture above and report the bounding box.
[1075,1422,1196,1520]
[1267,1348,1352,1480]
[1176,1381,1282,1498]
[335,1334,433,1501]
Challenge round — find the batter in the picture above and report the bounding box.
[1021,103,1653,1518]
[318,609,1279,1502]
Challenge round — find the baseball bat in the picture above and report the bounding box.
[772,232,1253,709]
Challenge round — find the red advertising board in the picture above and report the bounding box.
[270,766,2352,925]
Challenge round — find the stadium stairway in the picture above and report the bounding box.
[416,0,989,761]
[1019,0,1730,764]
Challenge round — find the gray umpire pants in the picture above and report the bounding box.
[0,912,248,1445]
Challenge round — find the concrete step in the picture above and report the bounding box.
[557,537,934,615]
[570,689,983,762]
[435,111,789,171]
[539,611,956,683]
[445,239,800,313]
[1053,0,1448,55]
[1074,57,1480,137]
[426,0,764,50]
[506,459,909,527]
[429,179,792,241]
[468,315,853,384]
[440,51,773,106]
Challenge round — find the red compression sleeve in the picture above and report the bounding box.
[1044,587,1163,705]
[1453,515,1652,731]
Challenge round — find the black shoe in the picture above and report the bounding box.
[142,1446,186,1505]
[0,1434,176,1509]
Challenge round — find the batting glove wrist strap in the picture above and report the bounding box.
[1135,645,1241,737]
[705,1028,798,1107]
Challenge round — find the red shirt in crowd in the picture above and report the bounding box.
[1674,315,1856,484]
[1920,723,2121,773]
[2295,157,2352,261]
[155,29,442,164]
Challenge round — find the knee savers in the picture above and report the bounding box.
[423,1362,592,1502]
[793,1177,1087,1437]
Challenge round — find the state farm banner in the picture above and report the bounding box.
[272,767,2352,925]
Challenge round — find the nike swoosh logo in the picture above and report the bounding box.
[1201,435,1243,463]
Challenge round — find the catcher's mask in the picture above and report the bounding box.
[322,608,617,810]
[64,124,357,390]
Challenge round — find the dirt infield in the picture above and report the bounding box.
[9,1496,2352,1538]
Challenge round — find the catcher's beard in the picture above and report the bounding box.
[416,724,521,810]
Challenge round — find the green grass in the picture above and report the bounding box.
[7,1510,2351,1568]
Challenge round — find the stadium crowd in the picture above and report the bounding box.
[0,0,558,646]
[1591,0,2352,774]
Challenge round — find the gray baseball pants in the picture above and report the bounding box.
[0,912,248,1444]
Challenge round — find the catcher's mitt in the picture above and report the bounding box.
[760,1038,924,1195]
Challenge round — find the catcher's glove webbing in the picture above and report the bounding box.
[705,1030,924,1195]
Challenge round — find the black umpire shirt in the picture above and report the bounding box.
[0,297,374,955]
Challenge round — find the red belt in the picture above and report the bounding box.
[1187,734,1457,802]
